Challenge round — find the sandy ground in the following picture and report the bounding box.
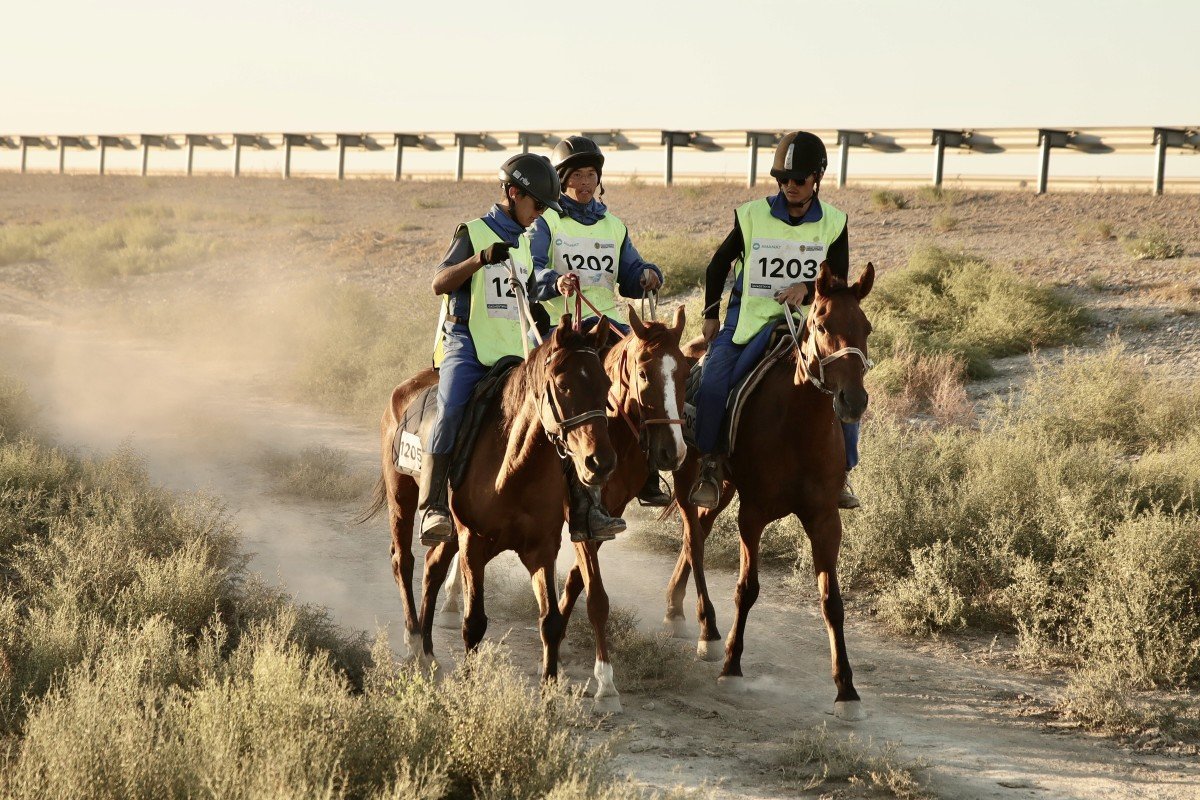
[2,176,1199,798]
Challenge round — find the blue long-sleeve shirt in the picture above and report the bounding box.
[529,195,664,302]
[433,204,530,321]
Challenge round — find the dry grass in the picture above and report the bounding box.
[565,605,690,691]
[777,723,929,799]
[917,185,957,205]
[637,230,721,298]
[931,212,959,232]
[1123,229,1186,260]
[258,444,372,503]
[870,189,909,211]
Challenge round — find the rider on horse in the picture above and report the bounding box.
[420,153,562,543]
[529,135,672,511]
[689,131,863,511]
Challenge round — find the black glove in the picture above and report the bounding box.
[479,242,513,266]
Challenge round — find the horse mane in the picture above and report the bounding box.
[495,327,592,489]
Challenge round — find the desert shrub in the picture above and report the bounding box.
[930,212,959,232]
[258,444,370,502]
[50,218,217,284]
[868,246,1085,378]
[636,230,721,298]
[1060,661,1200,741]
[1122,229,1185,260]
[916,185,955,204]
[565,605,689,691]
[870,190,908,211]
[777,723,928,799]
[1075,514,1200,687]
[865,340,970,424]
[1075,219,1114,242]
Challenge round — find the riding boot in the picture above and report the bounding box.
[688,455,723,510]
[417,451,454,545]
[839,471,861,510]
[566,471,626,543]
[636,469,672,507]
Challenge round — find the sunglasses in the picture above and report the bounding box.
[517,189,546,212]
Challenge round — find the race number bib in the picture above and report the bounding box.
[746,238,824,299]
[396,431,422,474]
[553,235,618,291]
[482,259,529,320]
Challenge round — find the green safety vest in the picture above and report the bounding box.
[431,218,532,368]
[540,210,628,323]
[731,198,847,345]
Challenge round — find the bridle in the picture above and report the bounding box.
[782,299,872,396]
[536,345,608,459]
[569,288,683,451]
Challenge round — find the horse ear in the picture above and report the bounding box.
[553,315,572,347]
[816,261,836,297]
[589,317,611,351]
[670,304,686,344]
[627,304,647,338]
[854,262,875,300]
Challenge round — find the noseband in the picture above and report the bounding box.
[783,303,872,396]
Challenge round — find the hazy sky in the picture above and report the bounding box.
[3,0,1195,135]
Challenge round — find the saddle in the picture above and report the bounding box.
[392,356,523,488]
[682,324,796,454]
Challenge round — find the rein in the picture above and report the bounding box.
[782,302,872,396]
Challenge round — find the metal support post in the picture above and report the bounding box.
[455,139,466,182]
[1037,135,1051,194]
[141,141,150,176]
[58,140,66,175]
[99,140,107,176]
[664,138,674,186]
[394,140,403,180]
[838,138,849,188]
[1153,133,1168,196]
[19,140,28,174]
[233,139,242,177]
[283,138,292,179]
[932,132,946,187]
[186,140,194,176]
[337,138,346,180]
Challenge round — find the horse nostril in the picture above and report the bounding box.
[584,455,600,475]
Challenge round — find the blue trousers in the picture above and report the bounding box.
[695,323,860,470]
[427,322,489,455]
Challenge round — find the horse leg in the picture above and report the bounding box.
[436,553,463,627]
[557,558,585,658]
[719,502,767,687]
[801,507,864,720]
[460,532,489,651]
[522,546,564,682]
[417,538,458,669]
[385,470,422,658]
[574,541,621,714]
[689,491,735,661]
[663,458,696,638]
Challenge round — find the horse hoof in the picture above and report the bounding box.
[696,639,723,662]
[716,675,749,694]
[834,700,867,722]
[593,693,623,715]
[435,610,461,629]
[662,616,690,639]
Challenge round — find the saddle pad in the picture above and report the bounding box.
[391,356,523,487]
[682,325,794,454]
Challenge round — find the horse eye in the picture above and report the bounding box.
[638,370,648,381]
[817,324,827,335]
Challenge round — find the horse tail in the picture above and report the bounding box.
[656,497,680,523]
[355,473,387,525]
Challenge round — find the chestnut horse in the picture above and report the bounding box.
[664,263,875,720]
[556,305,690,684]
[364,317,616,686]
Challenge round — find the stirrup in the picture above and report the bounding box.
[838,473,860,510]
[688,478,720,510]
[420,508,454,545]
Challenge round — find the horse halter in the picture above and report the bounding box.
[537,345,609,458]
[783,302,872,396]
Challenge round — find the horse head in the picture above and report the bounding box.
[536,315,617,487]
[797,262,875,423]
[617,304,689,471]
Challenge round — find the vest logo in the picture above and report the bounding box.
[752,242,761,250]
[555,238,563,246]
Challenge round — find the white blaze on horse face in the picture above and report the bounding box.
[659,355,686,467]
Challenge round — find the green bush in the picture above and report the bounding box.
[869,246,1085,378]
[636,230,721,298]
[1122,229,1185,260]
[258,444,371,502]
[870,190,909,211]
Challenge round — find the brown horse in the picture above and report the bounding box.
[663,263,875,721]
[365,316,616,685]
[555,305,690,700]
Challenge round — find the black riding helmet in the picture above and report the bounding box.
[499,153,563,213]
[552,136,605,185]
[770,131,828,183]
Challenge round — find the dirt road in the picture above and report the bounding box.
[2,306,1196,800]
